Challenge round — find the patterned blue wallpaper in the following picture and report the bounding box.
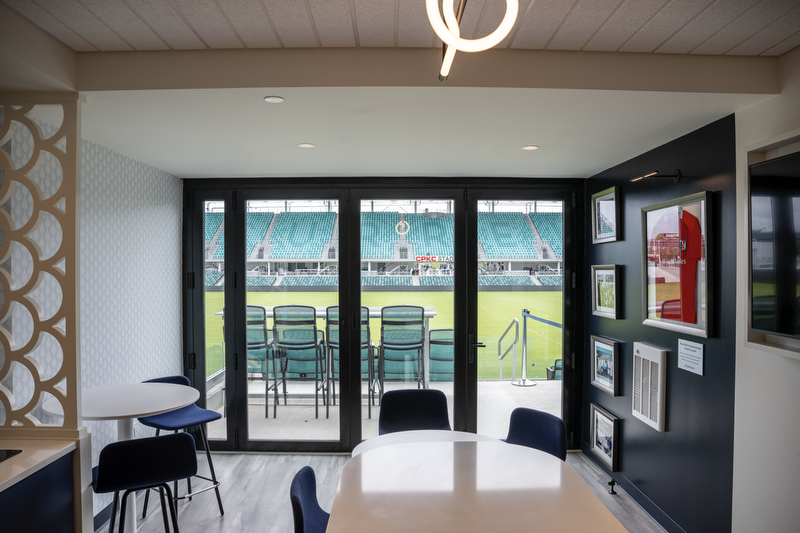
[79,139,183,513]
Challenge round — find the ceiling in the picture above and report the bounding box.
[2,0,799,179]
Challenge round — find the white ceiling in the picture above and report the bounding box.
[2,0,799,178]
[4,0,799,55]
[79,86,767,179]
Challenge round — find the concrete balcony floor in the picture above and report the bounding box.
[206,379,562,443]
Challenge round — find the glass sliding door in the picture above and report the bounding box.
[190,189,346,452]
[473,199,566,439]
[243,198,339,443]
[201,199,228,443]
[186,181,576,452]
[358,197,458,439]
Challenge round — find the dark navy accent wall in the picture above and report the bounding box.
[584,115,736,533]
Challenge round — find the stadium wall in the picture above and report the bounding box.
[586,115,736,533]
[213,285,562,293]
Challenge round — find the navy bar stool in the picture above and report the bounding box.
[92,433,197,533]
[138,375,225,518]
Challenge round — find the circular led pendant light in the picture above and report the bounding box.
[426,0,518,53]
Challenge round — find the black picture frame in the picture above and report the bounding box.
[592,264,621,319]
[590,336,620,396]
[590,403,619,471]
[592,186,620,243]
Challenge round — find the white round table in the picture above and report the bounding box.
[329,440,628,533]
[352,429,499,457]
[43,382,200,533]
[44,382,200,439]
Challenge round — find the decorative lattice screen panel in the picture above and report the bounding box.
[0,97,80,436]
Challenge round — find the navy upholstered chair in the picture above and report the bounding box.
[504,407,567,461]
[92,433,197,533]
[138,375,224,518]
[290,466,330,533]
[377,389,451,435]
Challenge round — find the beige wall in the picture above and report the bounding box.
[733,46,800,533]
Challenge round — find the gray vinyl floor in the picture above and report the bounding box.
[99,450,666,533]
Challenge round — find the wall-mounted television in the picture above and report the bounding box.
[750,151,800,338]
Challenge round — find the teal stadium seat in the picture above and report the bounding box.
[361,212,399,259]
[529,212,563,258]
[478,275,534,286]
[405,214,453,258]
[205,270,224,286]
[419,276,454,286]
[246,212,274,258]
[478,213,537,259]
[538,275,563,286]
[246,274,277,287]
[361,276,412,286]
[214,228,225,258]
[269,212,336,259]
[281,276,338,287]
[204,212,224,243]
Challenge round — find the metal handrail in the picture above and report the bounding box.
[497,318,519,381]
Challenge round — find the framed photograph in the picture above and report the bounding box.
[590,336,620,396]
[592,186,620,243]
[590,403,619,471]
[592,265,621,319]
[641,192,711,338]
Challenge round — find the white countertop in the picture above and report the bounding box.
[0,438,77,493]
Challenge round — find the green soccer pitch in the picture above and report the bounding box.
[204,289,563,380]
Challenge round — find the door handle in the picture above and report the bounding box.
[469,334,486,364]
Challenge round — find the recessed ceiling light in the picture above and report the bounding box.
[264,95,284,103]
[298,143,315,149]
[522,145,539,151]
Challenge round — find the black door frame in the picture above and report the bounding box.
[184,177,583,452]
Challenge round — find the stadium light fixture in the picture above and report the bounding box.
[428,0,519,81]
[630,169,681,184]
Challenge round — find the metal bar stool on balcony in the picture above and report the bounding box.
[138,375,224,519]
[92,433,197,533]
[325,305,376,419]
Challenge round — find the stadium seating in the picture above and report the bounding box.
[405,214,453,257]
[361,212,399,259]
[478,213,537,258]
[361,276,412,287]
[478,275,535,286]
[246,211,274,258]
[269,212,336,259]
[530,212,563,258]
[205,212,224,243]
[419,276,454,286]
[246,274,277,286]
[214,228,225,258]
[205,270,224,286]
[537,275,563,286]
[279,276,338,287]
